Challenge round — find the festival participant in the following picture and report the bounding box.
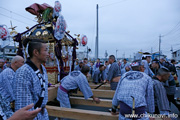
[0,59,5,73]
[111,60,154,120]
[83,58,90,67]
[0,76,42,120]
[14,38,49,120]
[171,59,179,87]
[104,60,110,79]
[120,58,130,75]
[0,94,41,120]
[0,56,24,103]
[93,63,105,84]
[152,68,171,115]
[74,61,83,71]
[104,55,121,90]
[125,66,131,72]
[57,65,100,109]
[93,58,101,71]
[141,52,154,77]
[89,61,94,77]
[151,59,180,112]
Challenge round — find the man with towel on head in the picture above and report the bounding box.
[57,65,100,109]
[142,52,154,77]
[111,60,154,120]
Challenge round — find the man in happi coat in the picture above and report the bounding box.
[93,63,106,84]
[111,60,154,120]
[57,65,100,109]
[14,38,49,120]
[0,59,5,73]
[0,92,42,120]
[151,59,180,112]
[152,68,171,116]
[104,60,110,79]
[142,52,154,77]
[93,58,101,71]
[120,58,130,75]
[74,61,83,71]
[104,55,121,90]
[0,56,24,103]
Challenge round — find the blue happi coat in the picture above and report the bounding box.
[112,71,154,120]
[120,62,130,75]
[93,69,106,83]
[142,60,154,77]
[153,78,170,115]
[57,71,93,108]
[0,68,15,102]
[14,64,49,120]
[0,91,13,120]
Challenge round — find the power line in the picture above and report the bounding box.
[162,20,180,37]
[0,13,34,26]
[0,6,36,22]
[99,0,128,8]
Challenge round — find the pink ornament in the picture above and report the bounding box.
[0,26,8,39]
[81,35,87,46]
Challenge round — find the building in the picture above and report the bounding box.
[172,49,180,62]
[0,45,17,60]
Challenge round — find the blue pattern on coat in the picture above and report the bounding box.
[0,68,15,102]
[14,64,49,120]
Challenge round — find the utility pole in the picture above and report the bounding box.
[159,35,161,60]
[151,47,153,54]
[105,50,108,60]
[171,45,173,59]
[95,4,99,59]
[116,49,118,59]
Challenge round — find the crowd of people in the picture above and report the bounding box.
[0,37,180,120]
[74,53,180,119]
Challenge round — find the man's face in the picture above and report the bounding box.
[38,43,49,63]
[140,65,145,72]
[108,58,113,64]
[97,59,100,63]
[79,63,83,67]
[161,73,170,82]
[0,62,4,68]
[123,60,127,64]
[146,56,151,63]
[84,59,88,64]
[160,59,164,63]
[151,63,158,69]
[15,58,24,68]
[99,66,105,71]
[90,62,93,66]
[105,62,109,66]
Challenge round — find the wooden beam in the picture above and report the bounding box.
[48,85,115,102]
[46,105,118,120]
[71,89,115,99]
[70,96,113,108]
[48,84,59,102]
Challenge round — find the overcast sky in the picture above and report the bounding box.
[1,0,180,59]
